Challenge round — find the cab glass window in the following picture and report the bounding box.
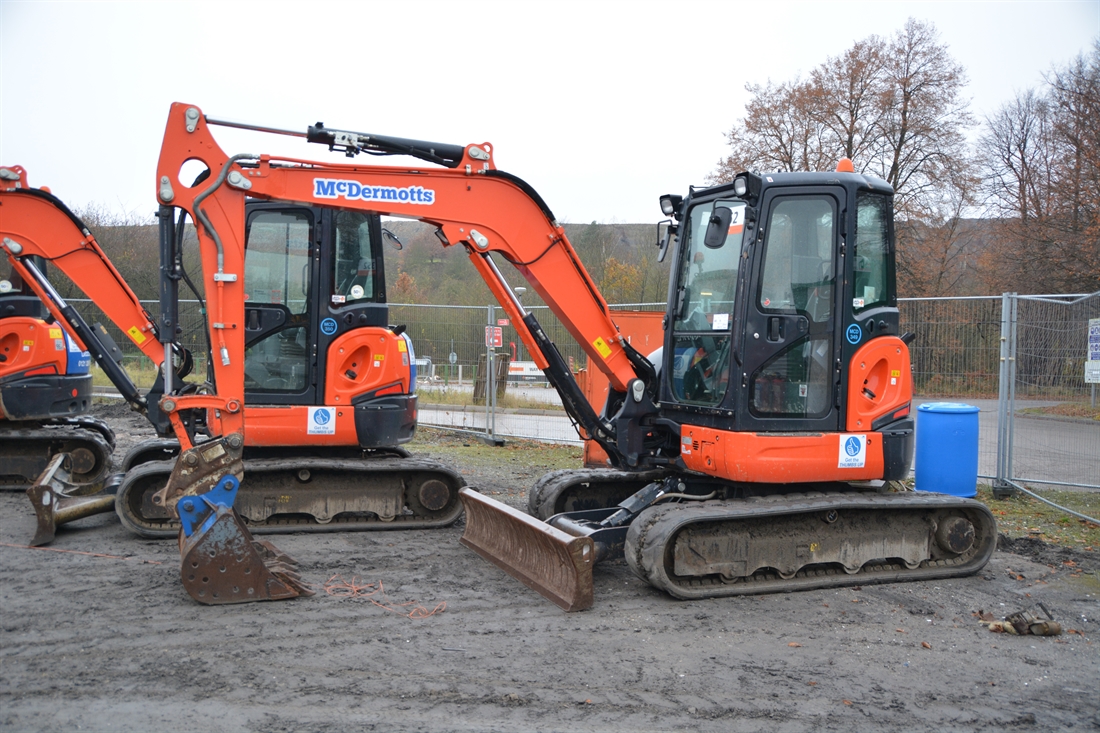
[334,211,376,304]
[673,200,745,332]
[853,192,891,312]
[245,210,312,315]
[749,195,836,418]
[669,200,745,406]
[758,196,835,321]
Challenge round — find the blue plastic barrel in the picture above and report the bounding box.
[915,402,979,497]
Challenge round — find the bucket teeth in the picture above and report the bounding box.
[179,504,312,604]
[458,488,594,612]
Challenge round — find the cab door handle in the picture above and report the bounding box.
[767,317,781,342]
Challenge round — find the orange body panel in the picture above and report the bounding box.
[0,317,71,420]
[679,426,885,483]
[846,335,911,431]
[241,406,359,447]
[324,328,412,406]
[0,318,68,377]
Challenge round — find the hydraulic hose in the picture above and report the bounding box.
[190,153,255,366]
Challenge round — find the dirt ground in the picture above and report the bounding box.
[1,403,1097,733]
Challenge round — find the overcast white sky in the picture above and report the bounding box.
[2,0,1097,223]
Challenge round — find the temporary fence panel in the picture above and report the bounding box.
[899,297,1003,481]
[993,292,1099,491]
[73,294,1097,491]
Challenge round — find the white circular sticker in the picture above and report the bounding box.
[0,280,12,293]
[350,284,365,299]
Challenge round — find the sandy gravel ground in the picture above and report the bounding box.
[1,404,1097,732]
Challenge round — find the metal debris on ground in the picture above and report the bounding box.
[977,605,1062,636]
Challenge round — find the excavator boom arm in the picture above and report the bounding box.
[0,171,163,412]
[155,103,654,452]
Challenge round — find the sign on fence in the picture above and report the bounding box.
[485,326,503,348]
[1087,318,1100,384]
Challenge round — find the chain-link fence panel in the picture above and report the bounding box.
[72,294,1097,490]
[1000,293,1100,490]
[899,297,1003,398]
[899,297,1003,478]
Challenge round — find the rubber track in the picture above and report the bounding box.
[115,455,466,538]
[0,421,115,492]
[528,467,672,519]
[624,491,997,599]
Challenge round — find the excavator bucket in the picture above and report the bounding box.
[26,453,115,547]
[458,488,594,612]
[177,473,312,605]
[179,503,312,604]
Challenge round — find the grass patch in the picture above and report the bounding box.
[1018,402,1100,421]
[91,362,160,390]
[417,386,564,412]
[407,426,582,470]
[976,484,1100,550]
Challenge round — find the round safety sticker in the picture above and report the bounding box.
[350,284,365,299]
[846,323,862,345]
[320,318,338,335]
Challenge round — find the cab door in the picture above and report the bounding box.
[242,204,319,405]
[738,187,844,433]
[661,197,746,419]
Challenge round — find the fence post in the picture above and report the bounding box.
[993,292,1018,498]
[484,303,504,446]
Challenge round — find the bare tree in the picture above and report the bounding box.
[872,19,974,220]
[807,36,891,166]
[711,79,834,180]
[711,19,977,295]
[976,42,1100,293]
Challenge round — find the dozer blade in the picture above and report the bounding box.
[179,503,313,605]
[458,488,594,612]
[27,453,115,547]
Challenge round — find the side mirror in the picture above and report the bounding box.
[656,220,677,263]
[381,227,403,251]
[704,206,733,249]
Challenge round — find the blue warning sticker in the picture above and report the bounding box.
[838,434,867,468]
[308,407,336,435]
[320,318,338,336]
[846,324,862,345]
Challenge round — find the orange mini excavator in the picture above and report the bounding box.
[0,246,114,493]
[2,103,995,607]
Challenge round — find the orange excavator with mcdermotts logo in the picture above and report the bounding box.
[1,103,995,608]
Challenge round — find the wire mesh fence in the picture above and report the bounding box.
[899,293,1100,490]
[901,297,1003,399]
[74,292,1098,487]
[992,292,1099,491]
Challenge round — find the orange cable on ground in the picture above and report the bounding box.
[0,542,163,564]
[323,574,446,618]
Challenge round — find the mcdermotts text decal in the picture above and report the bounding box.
[313,179,435,205]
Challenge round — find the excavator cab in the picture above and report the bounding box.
[660,174,913,478]
[115,200,450,545]
[238,202,416,447]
